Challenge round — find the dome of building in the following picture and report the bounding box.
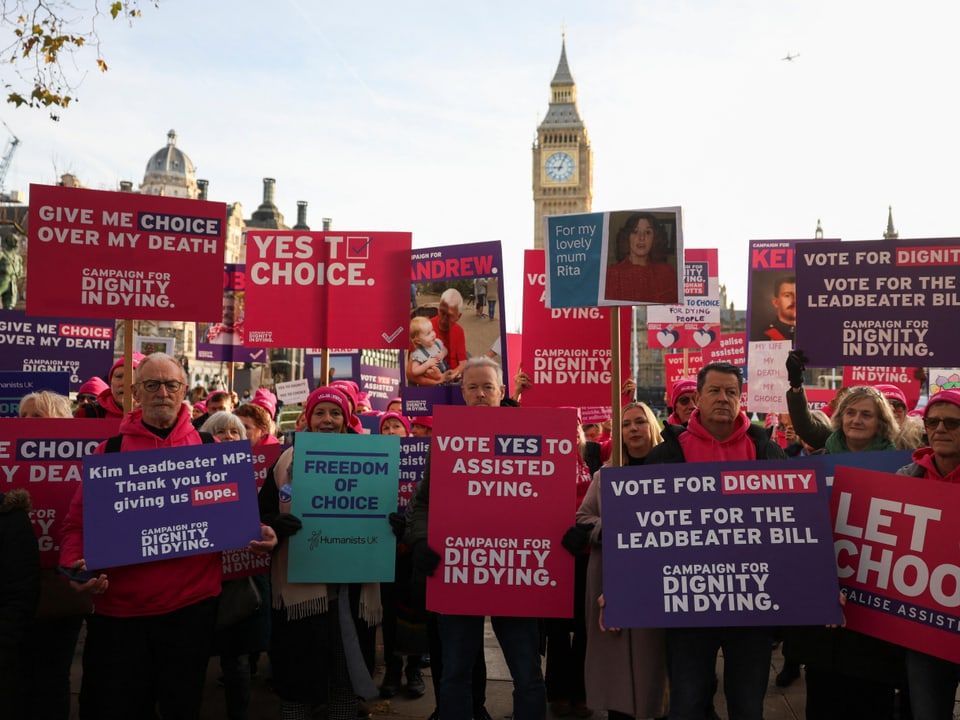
[140,129,198,198]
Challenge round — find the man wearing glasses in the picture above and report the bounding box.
[60,352,276,719]
[896,389,960,718]
[875,383,909,425]
[404,357,545,720]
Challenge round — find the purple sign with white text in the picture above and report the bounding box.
[796,238,960,366]
[0,309,115,391]
[81,440,261,568]
[600,458,841,628]
[404,241,507,416]
[360,362,401,412]
[398,436,430,513]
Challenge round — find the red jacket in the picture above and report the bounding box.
[431,316,467,371]
[60,405,222,617]
[95,387,125,419]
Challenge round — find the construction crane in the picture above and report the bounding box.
[0,121,20,197]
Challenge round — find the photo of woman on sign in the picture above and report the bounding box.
[604,212,679,304]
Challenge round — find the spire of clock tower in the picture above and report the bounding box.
[532,35,593,250]
[542,37,583,130]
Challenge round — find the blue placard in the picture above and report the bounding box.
[0,371,70,417]
[81,440,261,568]
[818,449,914,486]
[288,433,398,583]
[544,212,606,308]
[600,457,842,628]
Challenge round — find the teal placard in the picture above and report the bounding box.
[544,212,606,308]
[288,433,398,583]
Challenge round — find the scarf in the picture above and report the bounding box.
[824,430,895,455]
[206,319,243,343]
[270,447,382,625]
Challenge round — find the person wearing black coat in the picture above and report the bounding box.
[0,489,41,719]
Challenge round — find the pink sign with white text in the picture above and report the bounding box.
[842,366,922,410]
[27,184,226,320]
[243,231,412,348]
[520,251,630,408]
[426,405,577,617]
[832,467,960,663]
[706,333,747,367]
[664,351,704,387]
[0,418,119,567]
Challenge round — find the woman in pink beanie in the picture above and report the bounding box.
[258,386,379,719]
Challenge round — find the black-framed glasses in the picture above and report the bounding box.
[922,416,960,432]
[139,380,185,394]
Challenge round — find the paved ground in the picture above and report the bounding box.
[69,622,813,720]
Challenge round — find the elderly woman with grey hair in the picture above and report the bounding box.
[783,378,905,719]
[199,410,269,720]
[199,411,246,442]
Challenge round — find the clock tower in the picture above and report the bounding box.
[533,36,593,250]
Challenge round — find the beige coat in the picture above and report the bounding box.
[577,473,669,719]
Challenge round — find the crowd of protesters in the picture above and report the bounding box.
[3,347,957,720]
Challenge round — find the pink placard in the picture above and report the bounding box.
[26,184,226,321]
[706,333,747,366]
[243,231,412,348]
[664,351,704,387]
[0,418,119,567]
[647,248,720,350]
[842,366,922,410]
[521,250,630,407]
[426,405,577,617]
[831,466,960,663]
[221,547,271,580]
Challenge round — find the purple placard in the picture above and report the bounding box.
[359,362,401,412]
[81,440,261,568]
[405,241,508,416]
[398,436,429,513]
[600,457,842,628]
[796,238,960,366]
[0,309,115,391]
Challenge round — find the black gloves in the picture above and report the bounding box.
[408,541,440,612]
[388,512,407,540]
[411,541,441,577]
[785,350,808,389]
[268,512,302,539]
[561,523,595,556]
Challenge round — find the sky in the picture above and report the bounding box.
[6,0,960,333]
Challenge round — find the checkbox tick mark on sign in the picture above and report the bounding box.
[382,326,403,342]
[349,237,372,255]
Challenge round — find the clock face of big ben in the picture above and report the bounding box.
[545,152,575,182]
